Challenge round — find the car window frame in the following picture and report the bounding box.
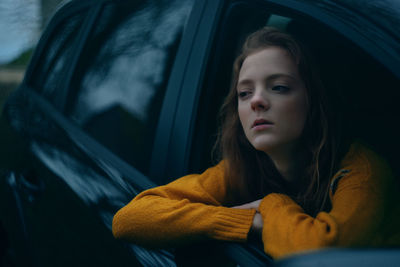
[263,0,400,79]
[149,0,226,183]
[22,1,101,109]
[155,0,400,186]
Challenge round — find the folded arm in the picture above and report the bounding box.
[258,145,395,258]
[112,162,256,248]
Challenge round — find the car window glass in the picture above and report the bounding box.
[30,10,87,103]
[67,0,194,176]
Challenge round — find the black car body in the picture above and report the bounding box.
[1,0,400,266]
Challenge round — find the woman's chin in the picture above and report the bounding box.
[252,142,278,154]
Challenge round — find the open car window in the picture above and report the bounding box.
[188,1,400,263]
[192,0,400,178]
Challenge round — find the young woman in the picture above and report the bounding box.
[112,27,400,259]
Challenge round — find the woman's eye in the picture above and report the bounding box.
[238,91,250,99]
[271,85,290,93]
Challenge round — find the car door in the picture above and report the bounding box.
[0,0,196,266]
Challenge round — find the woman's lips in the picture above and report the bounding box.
[252,119,273,130]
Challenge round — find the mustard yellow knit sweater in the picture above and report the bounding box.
[112,143,400,258]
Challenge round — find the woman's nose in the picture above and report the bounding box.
[250,90,269,111]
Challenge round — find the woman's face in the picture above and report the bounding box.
[237,47,308,155]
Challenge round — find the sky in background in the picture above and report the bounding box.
[0,0,40,64]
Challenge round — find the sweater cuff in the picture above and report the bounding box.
[209,207,256,242]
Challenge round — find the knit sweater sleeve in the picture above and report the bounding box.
[259,143,396,259]
[112,161,255,248]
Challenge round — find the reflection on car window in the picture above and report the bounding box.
[68,0,194,176]
[30,10,86,103]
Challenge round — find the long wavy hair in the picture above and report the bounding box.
[217,27,348,215]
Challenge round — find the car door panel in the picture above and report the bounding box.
[1,87,175,266]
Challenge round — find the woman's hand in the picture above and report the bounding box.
[232,199,263,237]
[250,212,263,235]
[232,199,262,211]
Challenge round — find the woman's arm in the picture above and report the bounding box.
[258,144,398,258]
[112,162,256,248]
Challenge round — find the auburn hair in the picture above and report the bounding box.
[216,27,348,216]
